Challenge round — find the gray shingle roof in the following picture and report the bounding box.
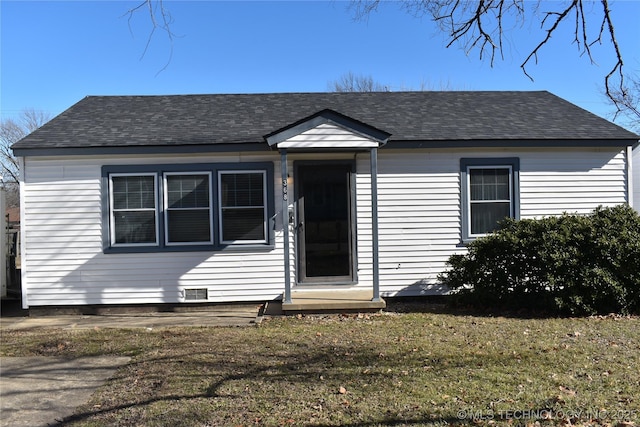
[12,91,638,152]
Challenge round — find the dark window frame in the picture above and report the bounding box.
[218,170,269,244]
[109,173,159,247]
[164,172,214,246]
[460,157,520,242]
[102,162,275,253]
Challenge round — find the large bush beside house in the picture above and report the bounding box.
[439,205,640,315]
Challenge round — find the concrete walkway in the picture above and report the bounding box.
[0,301,265,426]
[0,356,131,427]
[0,303,264,330]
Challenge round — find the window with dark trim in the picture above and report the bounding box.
[110,174,158,246]
[102,163,274,253]
[164,172,213,245]
[460,158,520,241]
[218,171,267,244]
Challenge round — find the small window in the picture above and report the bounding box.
[218,171,267,244]
[469,167,512,235]
[164,173,213,245]
[461,158,520,241]
[110,174,158,246]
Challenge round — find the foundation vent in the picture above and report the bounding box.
[184,288,208,301]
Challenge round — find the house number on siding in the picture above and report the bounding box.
[282,179,288,201]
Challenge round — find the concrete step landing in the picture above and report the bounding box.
[281,288,385,313]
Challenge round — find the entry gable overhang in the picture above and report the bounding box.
[264,109,391,150]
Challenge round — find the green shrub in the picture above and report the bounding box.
[439,205,640,315]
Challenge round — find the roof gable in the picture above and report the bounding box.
[265,109,390,149]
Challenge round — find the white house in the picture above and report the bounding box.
[12,91,639,312]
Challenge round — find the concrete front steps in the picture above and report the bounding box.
[281,288,385,313]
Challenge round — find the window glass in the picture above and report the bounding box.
[167,174,210,208]
[470,168,510,201]
[165,174,212,244]
[470,201,511,235]
[111,175,157,245]
[468,167,512,235]
[219,172,266,243]
[105,164,272,251]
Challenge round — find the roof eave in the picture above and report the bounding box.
[384,138,639,149]
[11,142,271,157]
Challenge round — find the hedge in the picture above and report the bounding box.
[438,205,640,315]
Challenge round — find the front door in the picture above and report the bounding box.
[296,163,354,284]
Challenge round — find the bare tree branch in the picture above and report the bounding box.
[349,0,382,21]
[600,0,625,112]
[607,72,640,131]
[124,0,176,75]
[127,0,628,105]
[351,0,626,105]
[0,109,50,183]
[520,1,577,81]
[1,109,50,207]
[329,72,389,92]
[0,121,21,182]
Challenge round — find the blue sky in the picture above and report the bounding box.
[1,1,639,128]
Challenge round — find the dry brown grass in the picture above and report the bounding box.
[2,308,639,426]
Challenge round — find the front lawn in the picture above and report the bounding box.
[2,308,639,426]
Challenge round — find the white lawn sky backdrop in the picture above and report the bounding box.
[1,1,639,129]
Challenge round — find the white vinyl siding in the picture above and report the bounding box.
[20,155,284,307]
[276,123,379,149]
[519,149,628,217]
[631,145,638,212]
[363,148,629,298]
[358,151,461,297]
[19,147,629,307]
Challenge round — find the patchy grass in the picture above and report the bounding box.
[2,310,639,426]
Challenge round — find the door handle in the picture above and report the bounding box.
[296,222,304,232]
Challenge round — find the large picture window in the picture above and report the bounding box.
[460,158,520,241]
[219,171,267,244]
[103,163,273,252]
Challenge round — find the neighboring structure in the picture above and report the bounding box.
[11,92,639,311]
[1,186,5,298]
[5,206,21,296]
